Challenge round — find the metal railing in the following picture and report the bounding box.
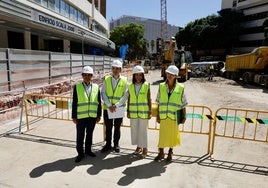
[22,95,268,162]
[210,107,268,156]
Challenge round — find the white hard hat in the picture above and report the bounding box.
[133,65,144,74]
[165,65,179,76]
[111,59,122,68]
[82,66,94,74]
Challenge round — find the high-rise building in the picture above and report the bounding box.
[0,0,114,55]
[222,0,268,52]
[109,15,180,53]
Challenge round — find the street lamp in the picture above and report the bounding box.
[80,31,85,66]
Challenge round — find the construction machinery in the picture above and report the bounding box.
[158,37,192,81]
[224,46,268,88]
[158,0,192,81]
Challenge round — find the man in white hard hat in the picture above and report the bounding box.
[154,65,188,162]
[72,66,102,163]
[101,59,128,153]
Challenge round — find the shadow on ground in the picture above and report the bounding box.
[3,133,267,183]
[198,157,268,176]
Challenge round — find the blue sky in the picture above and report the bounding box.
[107,0,222,27]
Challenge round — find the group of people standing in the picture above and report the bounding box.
[72,60,187,163]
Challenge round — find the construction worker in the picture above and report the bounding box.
[127,65,152,158]
[155,65,188,162]
[208,63,214,80]
[72,66,102,163]
[101,59,128,153]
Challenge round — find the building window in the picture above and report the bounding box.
[84,16,89,27]
[65,3,70,18]
[48,0,55,10]
[31,0,94,31]
[41,0,48,7]
[55,0,60,13]
[60,0,66,15]
[78,10,83,24]
[70,6,77,21]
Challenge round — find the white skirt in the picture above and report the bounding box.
[130,118,148,148]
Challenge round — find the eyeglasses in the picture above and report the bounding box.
[82,74,92,76]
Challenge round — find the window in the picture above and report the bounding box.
[60,0,66,15]
[70,6,77,21]
[55,0,60,13]
[48,0,55,10]
[78,10,83,24]
[83,15,89,27]
[41,0,48,7]
[65,3,70,18]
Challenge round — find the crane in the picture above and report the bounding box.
[160,0,168,53]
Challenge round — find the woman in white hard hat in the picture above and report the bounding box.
[72,66,102,163]
[127,65,152,158]
[155,65,188,162]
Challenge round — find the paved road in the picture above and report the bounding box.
[0,69,267,188]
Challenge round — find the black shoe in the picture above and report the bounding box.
[101,145,112,153]
[85,151,96,157]
[114,146,120,153]
[75,155,84,163]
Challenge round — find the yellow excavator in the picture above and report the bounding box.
[160,37,192,81]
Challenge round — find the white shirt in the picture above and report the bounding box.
[83,82,92,97]
[101,75,129,108]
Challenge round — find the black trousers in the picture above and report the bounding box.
[76,117,96,156]
[103,110,123,147]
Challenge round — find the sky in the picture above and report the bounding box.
[106,0,222,27]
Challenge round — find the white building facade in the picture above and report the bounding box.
[0,0,115,54]
[109,15,180,53]
[222,0,268,52]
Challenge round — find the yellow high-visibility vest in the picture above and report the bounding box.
[159,82,184,120]
[76,83,99,119]
[128,82,150,119]
[103,75,127,109]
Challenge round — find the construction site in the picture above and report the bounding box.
[0,0,268,187]
[0,49,268,187]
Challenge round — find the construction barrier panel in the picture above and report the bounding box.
[24,94,72,130]
[122,104,213,155]
[23,93,268,160]
[210,107,268,156]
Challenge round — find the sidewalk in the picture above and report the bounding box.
[0,117,267,188]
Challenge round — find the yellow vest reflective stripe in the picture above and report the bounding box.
[159,82,184,120]
[128,82,149,119]
[76,83,99,119]
[103,75,127,109]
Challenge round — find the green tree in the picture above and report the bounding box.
[175,9,243,53]
[109,23,148,60]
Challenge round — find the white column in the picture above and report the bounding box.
[98,0,100,10]
[63,39,70,53]
[24,31,31,50]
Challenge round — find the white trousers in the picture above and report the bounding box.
[130,118,148,148]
